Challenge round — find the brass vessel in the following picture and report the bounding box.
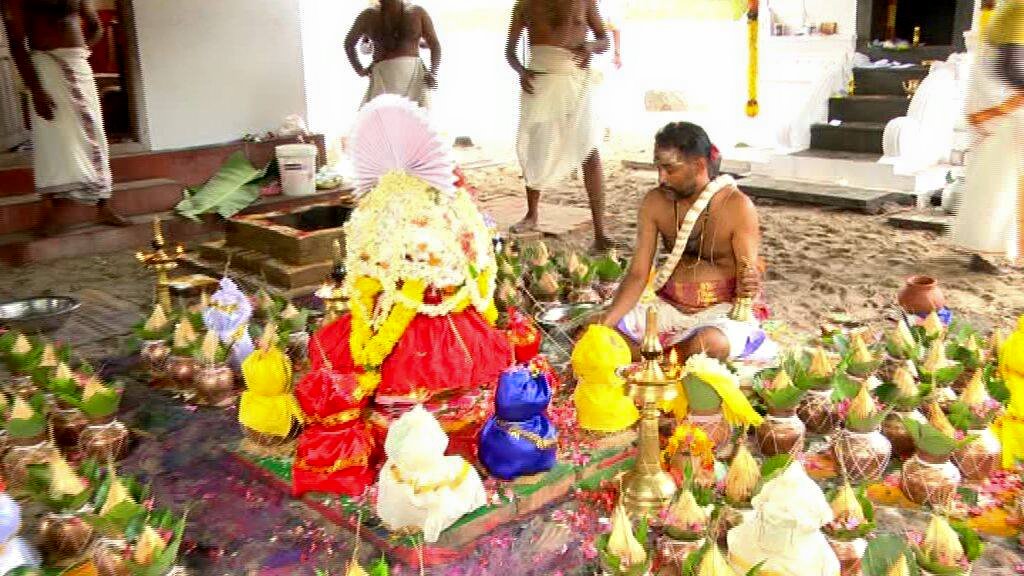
[193,362,237,407]
[164,355,197,390]
[621,307,678,518]
[135,218,184,314]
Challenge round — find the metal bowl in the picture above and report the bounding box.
[0,297,80,334]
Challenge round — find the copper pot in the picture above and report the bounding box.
[39,512,95,564]
[952,428,1001,484]
[882,409,926,461]
[92,538,130,576]
[685,410,732,455]
[164,356,197,390]
[756,412,805,457]
[832,428,891,483]
[193,363,237,407]
[897,276,945,316]
[798,388,838,435]
[826,536,866,576]
[2,440,53,490]
[78,419,129,463]
[656,536,704,573]
[140,340,171,375]
[900,452,960,506]
[50,407,89,452]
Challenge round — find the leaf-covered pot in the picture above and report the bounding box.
[38,511,95,565]
[881,409,926,461]
[798,388,838,435]
[755,410,805,457]
[78,417,129,462]
[832,428,891,483]
[140,340,171,374]
[952,428,1001,484]
[900,451,960,506]
[2,439,52,490]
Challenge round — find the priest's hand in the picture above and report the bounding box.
[519,69,542,94]
[572,43,593,69]
[425,71,438,89]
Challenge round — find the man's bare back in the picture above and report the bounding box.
[344,1,440,84]
[6,0,93,52]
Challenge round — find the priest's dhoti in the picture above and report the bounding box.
[516,45,598,190]
[362,56,430,110]
[29,48,111,204]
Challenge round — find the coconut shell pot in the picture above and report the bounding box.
[193,362,237,407]
[38,512,95,565]
[798,388,838,435]
[952,428,1001,484]
[756,410,805,457]
[2,439,52,490]
[140,340,171,375]
[900,451,961,506]
[832,428,891,484]
[164,355,197,390]
[50,407,89,452]
[78,417,129,462]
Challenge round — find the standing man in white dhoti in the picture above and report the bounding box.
[344,0,440,111]
[951,0,1024,270]
[2,0,127,236]
[506,0,617,252]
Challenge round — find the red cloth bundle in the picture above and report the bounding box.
[505,307,541,364]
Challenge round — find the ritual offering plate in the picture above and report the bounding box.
[0,296,80,334]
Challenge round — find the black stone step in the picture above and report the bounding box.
[738,175,913,215]
[829,95,910,123]
[853,66,929,96]
[810,122,886,154]
[859,45,955,65]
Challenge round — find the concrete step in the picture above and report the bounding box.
[737,175,917,214]
[754,149,950,196]
[887,209,952,233]
[853,66,929,96]
[829,95,910,124]
[811,122,886,154]
[0,178,185,235]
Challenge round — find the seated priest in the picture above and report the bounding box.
[598,122,776,362]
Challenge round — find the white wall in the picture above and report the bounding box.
[132,0,307,151]
[767,0,857,38]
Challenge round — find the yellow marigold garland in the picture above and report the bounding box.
[350,277,426,368]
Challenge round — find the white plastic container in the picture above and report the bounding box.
[276,144,318,197]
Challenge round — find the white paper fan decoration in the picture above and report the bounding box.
[350,94,457,197]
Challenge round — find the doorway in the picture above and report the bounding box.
[865,0,974,49]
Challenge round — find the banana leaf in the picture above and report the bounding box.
[862,534,919,576]
[175,152,270,221]
[126,510,188,576]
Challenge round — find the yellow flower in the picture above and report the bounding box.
[725,442,760,504]
[607,502,646,568]
[349,277,423,368]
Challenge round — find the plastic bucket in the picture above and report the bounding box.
[276,144,318,197]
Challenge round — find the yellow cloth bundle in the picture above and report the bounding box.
[571,325,639,432]
[239,346,303,437]
[994,316,1024,468]
[676,353,763,428]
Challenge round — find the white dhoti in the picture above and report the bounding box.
[362,56,430,110]
[950,43,1023,261]
[516,45,598,190]
[30,48,111,204]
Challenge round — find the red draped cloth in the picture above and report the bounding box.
[291,367,377,497]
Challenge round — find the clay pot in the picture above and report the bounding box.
[881,409,926,461]
[50,407,89,452]
[897,276,945,315]
[826,536,866,576]
[38,512,95,565]
[4,374,38,400]
[164,355,197,390]
[78,419,129,463]
[755,411,805,457]
[193,363,237,407]
[140,340,171,375]
[798,388,838,435]
[832,428,891,483]
[656,536,704,573]
[953,428,1001,484]
[92,538,130,576]
[685,410,731,454]
[900,451,961,506]
[2,440,53,490]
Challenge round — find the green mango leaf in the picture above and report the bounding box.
[79,388,121,419]
[127,510,188,576]
[745,560,767,576]
[175,151,269,221]
[920,364,965,386]
[902,418,957,457]
[760,454,792,481]
[831,372,861,402]
[862,534,913,576]
[7,413,46,439]
[983,363,1010,404]
[0,330,16,353]
[956,486,978,506]
[681,540,710,576]
[950,520,984,561]
[915,549,967,576]
[755,383,805,410]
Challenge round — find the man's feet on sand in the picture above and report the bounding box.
[97,205,131,227]
[967,253,1023,275]
[509,216,539,235]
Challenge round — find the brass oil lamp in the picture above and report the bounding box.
[621,306,679,518]
[135,218,184,313]
[316,239,348,325]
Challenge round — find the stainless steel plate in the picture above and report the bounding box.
[0,296,81,334]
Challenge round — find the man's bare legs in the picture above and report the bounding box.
[511,148,615,252]
[36,196,130,237]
